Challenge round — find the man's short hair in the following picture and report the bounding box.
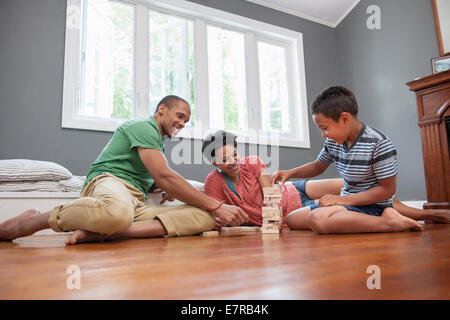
[311,86,358,122]
[154,95,190,114]
[202,130,237,164]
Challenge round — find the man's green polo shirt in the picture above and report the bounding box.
[83,116,165,197]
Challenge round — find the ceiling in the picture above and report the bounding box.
[246,0,361,28]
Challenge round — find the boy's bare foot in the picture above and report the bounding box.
[65,229,108,245]
[426,209,450,224]
[383,208,423,232]
[0,209,41,241]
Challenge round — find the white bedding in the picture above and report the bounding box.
[0,176,86,192]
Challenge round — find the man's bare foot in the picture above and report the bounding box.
[426,210,450,224]
[0,209,41,241]
[65,229,108,245]
[383,208,423,232]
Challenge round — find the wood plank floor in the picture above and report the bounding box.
[0,224,449,300]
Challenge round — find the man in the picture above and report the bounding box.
[0,95,249,244]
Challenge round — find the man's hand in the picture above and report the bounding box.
[271,170,291,185]
[318,194,351,207]
[160,191,176,205]
[213,204,249,226]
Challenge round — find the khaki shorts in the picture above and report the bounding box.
[48,173,215,237]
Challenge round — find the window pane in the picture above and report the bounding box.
[149,10,195,125]
[207,26,247,131]
[79,0,134,121]
[258,41,290,133]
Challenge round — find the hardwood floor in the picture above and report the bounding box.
[0,224,449,300]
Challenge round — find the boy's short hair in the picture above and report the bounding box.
[202,130,237,164]
[154,95,190,114]
[311,86,358,121]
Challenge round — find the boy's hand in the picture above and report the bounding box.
[319,194,350,207]
[271,170,291,185]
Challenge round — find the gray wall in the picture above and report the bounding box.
[336,0,440,200]
[0,0,440,199]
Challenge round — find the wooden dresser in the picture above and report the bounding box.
[407,70,450,209]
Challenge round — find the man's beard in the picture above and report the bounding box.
[162,121,180,138]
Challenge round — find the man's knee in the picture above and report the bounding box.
[175,207,215,236]
[97,199,134,234]
[190,208,216,233]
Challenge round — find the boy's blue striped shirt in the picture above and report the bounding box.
[317,123,397,206]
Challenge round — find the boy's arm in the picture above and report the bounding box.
[318,176,397,207]
[272,160,329,184]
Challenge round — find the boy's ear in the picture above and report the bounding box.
[340,112,351,123]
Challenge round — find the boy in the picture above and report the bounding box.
[272,86,424,233]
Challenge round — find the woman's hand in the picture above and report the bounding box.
[213,217,226,231]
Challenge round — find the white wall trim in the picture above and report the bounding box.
[245,0,361,28]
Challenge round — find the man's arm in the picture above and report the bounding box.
[318,176,397,207]
[137,147,249,225]
[272,160,329,184]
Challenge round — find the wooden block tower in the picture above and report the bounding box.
[261,184,282,234]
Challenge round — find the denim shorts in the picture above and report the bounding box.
[292,179,316,207]
[308,203,393,216]
[292,179,393,217]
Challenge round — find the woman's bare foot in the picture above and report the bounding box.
[65,229,108,245]
[0,209,41,241]
[426,210,450,224]
[383,208,423,232]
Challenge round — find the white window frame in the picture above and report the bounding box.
[62,0,310,148]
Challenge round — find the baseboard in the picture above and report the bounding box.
[402,200,426,209]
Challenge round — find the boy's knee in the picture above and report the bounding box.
[307,210,328,234]
[285,212,299,229]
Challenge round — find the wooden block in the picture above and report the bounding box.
[264,220,281,226]
[220,227,232,233]
[263,199,281,206]
[202,231,219,237]
[239,226,260,232]
[221,226,260,234]
[263,185,281,196]
[261,221,280,228]
[262,207,279,215]
[261,229,279,234]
